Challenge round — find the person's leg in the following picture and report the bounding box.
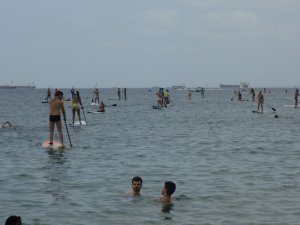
[49,121,54,144]
[56,121,64,146]
[72,109,75,124]
[77,109,82,125]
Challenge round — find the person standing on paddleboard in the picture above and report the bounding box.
[72,91,83,125]
[94,88,100,104]
[257,91,264,112]
[49,90,66,148]
[294,88,299,108]
[250,88,255,102]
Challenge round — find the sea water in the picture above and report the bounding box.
[0,88,299,225]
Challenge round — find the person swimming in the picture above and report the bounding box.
[1,121,13,128]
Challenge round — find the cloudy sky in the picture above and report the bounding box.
[0,0,299,88]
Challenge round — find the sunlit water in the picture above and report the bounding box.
[0,88,299,225]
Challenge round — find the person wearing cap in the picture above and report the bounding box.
[49,90,66,148]
[5,215,22,225]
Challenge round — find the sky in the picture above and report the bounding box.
[0,0,299,88]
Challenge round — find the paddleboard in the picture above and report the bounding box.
[152,105,162,109]
[284,105,297,108]
[69,121,87,126]
[42,140,64,150]
[91,102,99,106]
[41,101,49,103]
[88,111,105,114]
[252,111,265,114]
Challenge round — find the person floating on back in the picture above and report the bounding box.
[160,181,176,203]
[49,90,66,148]
[257,91,264,112]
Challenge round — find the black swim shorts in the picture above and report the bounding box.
[49,115,61,122]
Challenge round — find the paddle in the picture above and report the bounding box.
[64,119,72,148]
[81,106,87,125]
[266,104,276,112]
[243,92,251,101]
[105,104,117,107]
[230,92,237,101]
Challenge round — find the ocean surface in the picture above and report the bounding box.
[0,87,299,225]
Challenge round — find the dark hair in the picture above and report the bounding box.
[55,90,63,96]
[5,215,22,225]
[165,181,176,196]
[132,176,143,184]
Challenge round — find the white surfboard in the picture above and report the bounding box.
[87,111,104,114]
[284,105,297,108]
[91,102,99,106]
[42,140,64,150]
[69,121,87,126]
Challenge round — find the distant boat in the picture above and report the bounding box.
[220,82,249,90]
[172,85,186,90]
[15,82,36,89]
[189,87,204,92]
[219,84,240,89]
[0,81,16,89]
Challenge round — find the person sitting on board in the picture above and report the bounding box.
[294,88,299,108]
[129,176,143,196]
[257,91,264,112]
[5,215,22,225]
[160,181,176,203]
[97,101,105,112]
[1,121,13,128]
[72,91,83,125]
[49,90,66,148]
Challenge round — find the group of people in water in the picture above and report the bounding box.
[3,177,176,224]
[129,176,176,204]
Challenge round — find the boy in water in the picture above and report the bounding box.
[49,90,66,148]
